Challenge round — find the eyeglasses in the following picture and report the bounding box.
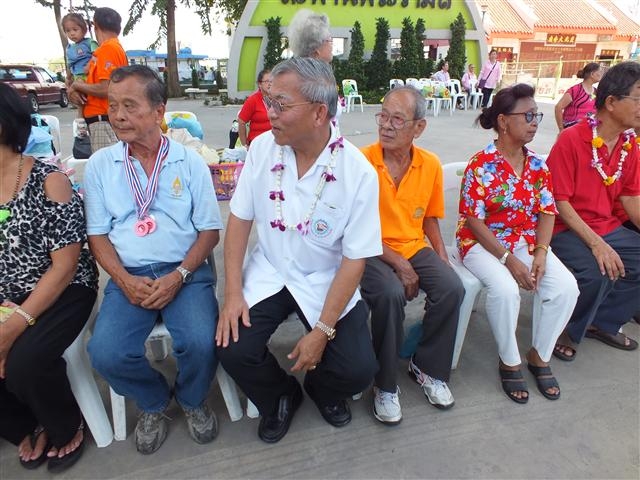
[619,95,640,105]
[267,97,314,114]
[259,80,272,84]
[375,112,418,129]
[504,111,544,124]
[322,38,333,44]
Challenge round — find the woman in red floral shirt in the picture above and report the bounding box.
[456,84,579,404]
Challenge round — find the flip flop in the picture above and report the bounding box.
[585,328,638,351]
[552,343,576,362]
[499,367,529,404]
[47,419,85,474]
[527,364,561,400]
[19,426,50,470]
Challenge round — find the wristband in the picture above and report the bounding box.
[499,251,510,265]
[14,307,37,326]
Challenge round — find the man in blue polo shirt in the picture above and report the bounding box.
[83,65,223,455]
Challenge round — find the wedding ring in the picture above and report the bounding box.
[309,365,317,371]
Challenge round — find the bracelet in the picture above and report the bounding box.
[534,244,550,253]
[499,251,510,265]
[14,307,37,326]
[314,320,336,340]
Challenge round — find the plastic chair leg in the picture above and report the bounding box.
[110,388,127,441]
[64,326,114,447]
[216,367,243,422]
[246,399,260,418]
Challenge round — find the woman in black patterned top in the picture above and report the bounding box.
[0,83,98,473]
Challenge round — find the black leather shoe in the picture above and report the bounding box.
[317,399,351,427]
[257,383,303,443]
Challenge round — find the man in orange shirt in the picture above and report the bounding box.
[360,86,464,424]
[68,7,127,153]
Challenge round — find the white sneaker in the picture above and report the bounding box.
[408,358,455,410]
[372,386,402,425]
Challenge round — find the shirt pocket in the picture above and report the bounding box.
[306,200,346,247]
[406,194,428,228]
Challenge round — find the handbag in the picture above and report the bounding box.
[478,61,498,90]
[72,135,92,159]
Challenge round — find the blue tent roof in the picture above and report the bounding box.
[126,48,207,60]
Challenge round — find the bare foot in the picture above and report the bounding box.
[47,423,83,459]
[526,348,560,397]
[554,332,576,359]
[18,428,47,462]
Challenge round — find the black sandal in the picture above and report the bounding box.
[527,364,561,400]
[19,425,50,470]
[47,419,85,474]
[499,367,529,404]
[552,343,576,362]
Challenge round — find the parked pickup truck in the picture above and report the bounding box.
[0,64,69,112]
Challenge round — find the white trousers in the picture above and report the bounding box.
[463,239,579,366]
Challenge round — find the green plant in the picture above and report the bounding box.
[394,17,420,79]
[343,21,365,87]
[366,18,392,90]
[415,18,428,78]
[446,13,467,80]
[263,17,285,70]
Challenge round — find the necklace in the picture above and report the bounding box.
[587,114,634,186]
[270,136,343,234]
[0,155,24,242]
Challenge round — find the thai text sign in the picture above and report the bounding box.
[545,34,576,47]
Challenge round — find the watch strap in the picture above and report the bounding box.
[15,307,37,326]
[315,320,336,340]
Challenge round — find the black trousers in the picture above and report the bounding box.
[0,284,96,447]
[217,288,378,416]
[481,87,495,108]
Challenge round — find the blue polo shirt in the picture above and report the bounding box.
[84,139,223,268]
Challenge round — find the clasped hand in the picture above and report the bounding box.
[591,239,625,280]
[122,273,182,310]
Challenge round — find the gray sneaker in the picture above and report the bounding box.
[135,411,168,454]
[183,403,218,444]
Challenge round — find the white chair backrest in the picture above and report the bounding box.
[164,111,198,124]
[389,78,405,89]
[418,78,432,89]
[406,77,420,88]
[342,79,359,95]
[441,161,468,245]
[40,114,61,155]
[449,79,463,95]
[442,161,467,193]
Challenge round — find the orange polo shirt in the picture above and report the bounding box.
[84,37,128,117]
[361,142,445,260]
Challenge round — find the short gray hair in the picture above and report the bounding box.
[271,57,338,118]
[383,86,427,120]
[288,9,331,58]
[110,65,167,106]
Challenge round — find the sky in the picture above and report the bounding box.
[0,0,231,65]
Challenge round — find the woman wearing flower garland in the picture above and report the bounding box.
[547,61,640,359]
[0,83,98,472]
[554,62,602,132]
[456,83,579,403]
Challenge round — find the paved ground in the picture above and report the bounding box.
[1,98,638,479]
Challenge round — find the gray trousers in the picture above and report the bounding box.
[360,247,464,391]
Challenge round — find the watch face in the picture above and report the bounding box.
[184,271,193,283]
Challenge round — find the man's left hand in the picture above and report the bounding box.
[139,271,183,310]
[288,329,327,372]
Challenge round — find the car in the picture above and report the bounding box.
[0,64,68,112]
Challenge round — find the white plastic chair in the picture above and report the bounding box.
[468,79,483,110]
[441,162,484,369]
[108,256,245,441]
[40,114,61,155]
[431,81,453,117]
[448,79,467,112]
[405,78,420,88]
[341,79,363,113]
[389,78,405,90]
[64,308,114,447]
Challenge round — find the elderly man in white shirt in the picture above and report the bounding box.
[216,57,381,444]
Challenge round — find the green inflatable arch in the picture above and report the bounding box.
[227,0,487,98]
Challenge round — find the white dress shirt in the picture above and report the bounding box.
[230,125,382,326]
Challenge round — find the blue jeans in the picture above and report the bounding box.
[88,262,218,412]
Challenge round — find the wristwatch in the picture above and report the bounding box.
[176,266,193,284]
[499,251,510,265]
[14,307,37,326]
[314,320,336,340]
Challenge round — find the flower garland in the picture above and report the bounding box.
[270,136,343,234]
[588,114,635,186]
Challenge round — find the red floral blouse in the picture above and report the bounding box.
[456,143,558,259]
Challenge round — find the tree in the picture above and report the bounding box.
[365,17,391,90]
[446,13,467,80]
[415,18,428,78]
[210,0,247,35]
[343,21,365,87]
[394,17,419,79]
[263,17,285,70]
[124,0,214,98]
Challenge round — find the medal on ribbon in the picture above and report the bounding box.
[123,136,169,237]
